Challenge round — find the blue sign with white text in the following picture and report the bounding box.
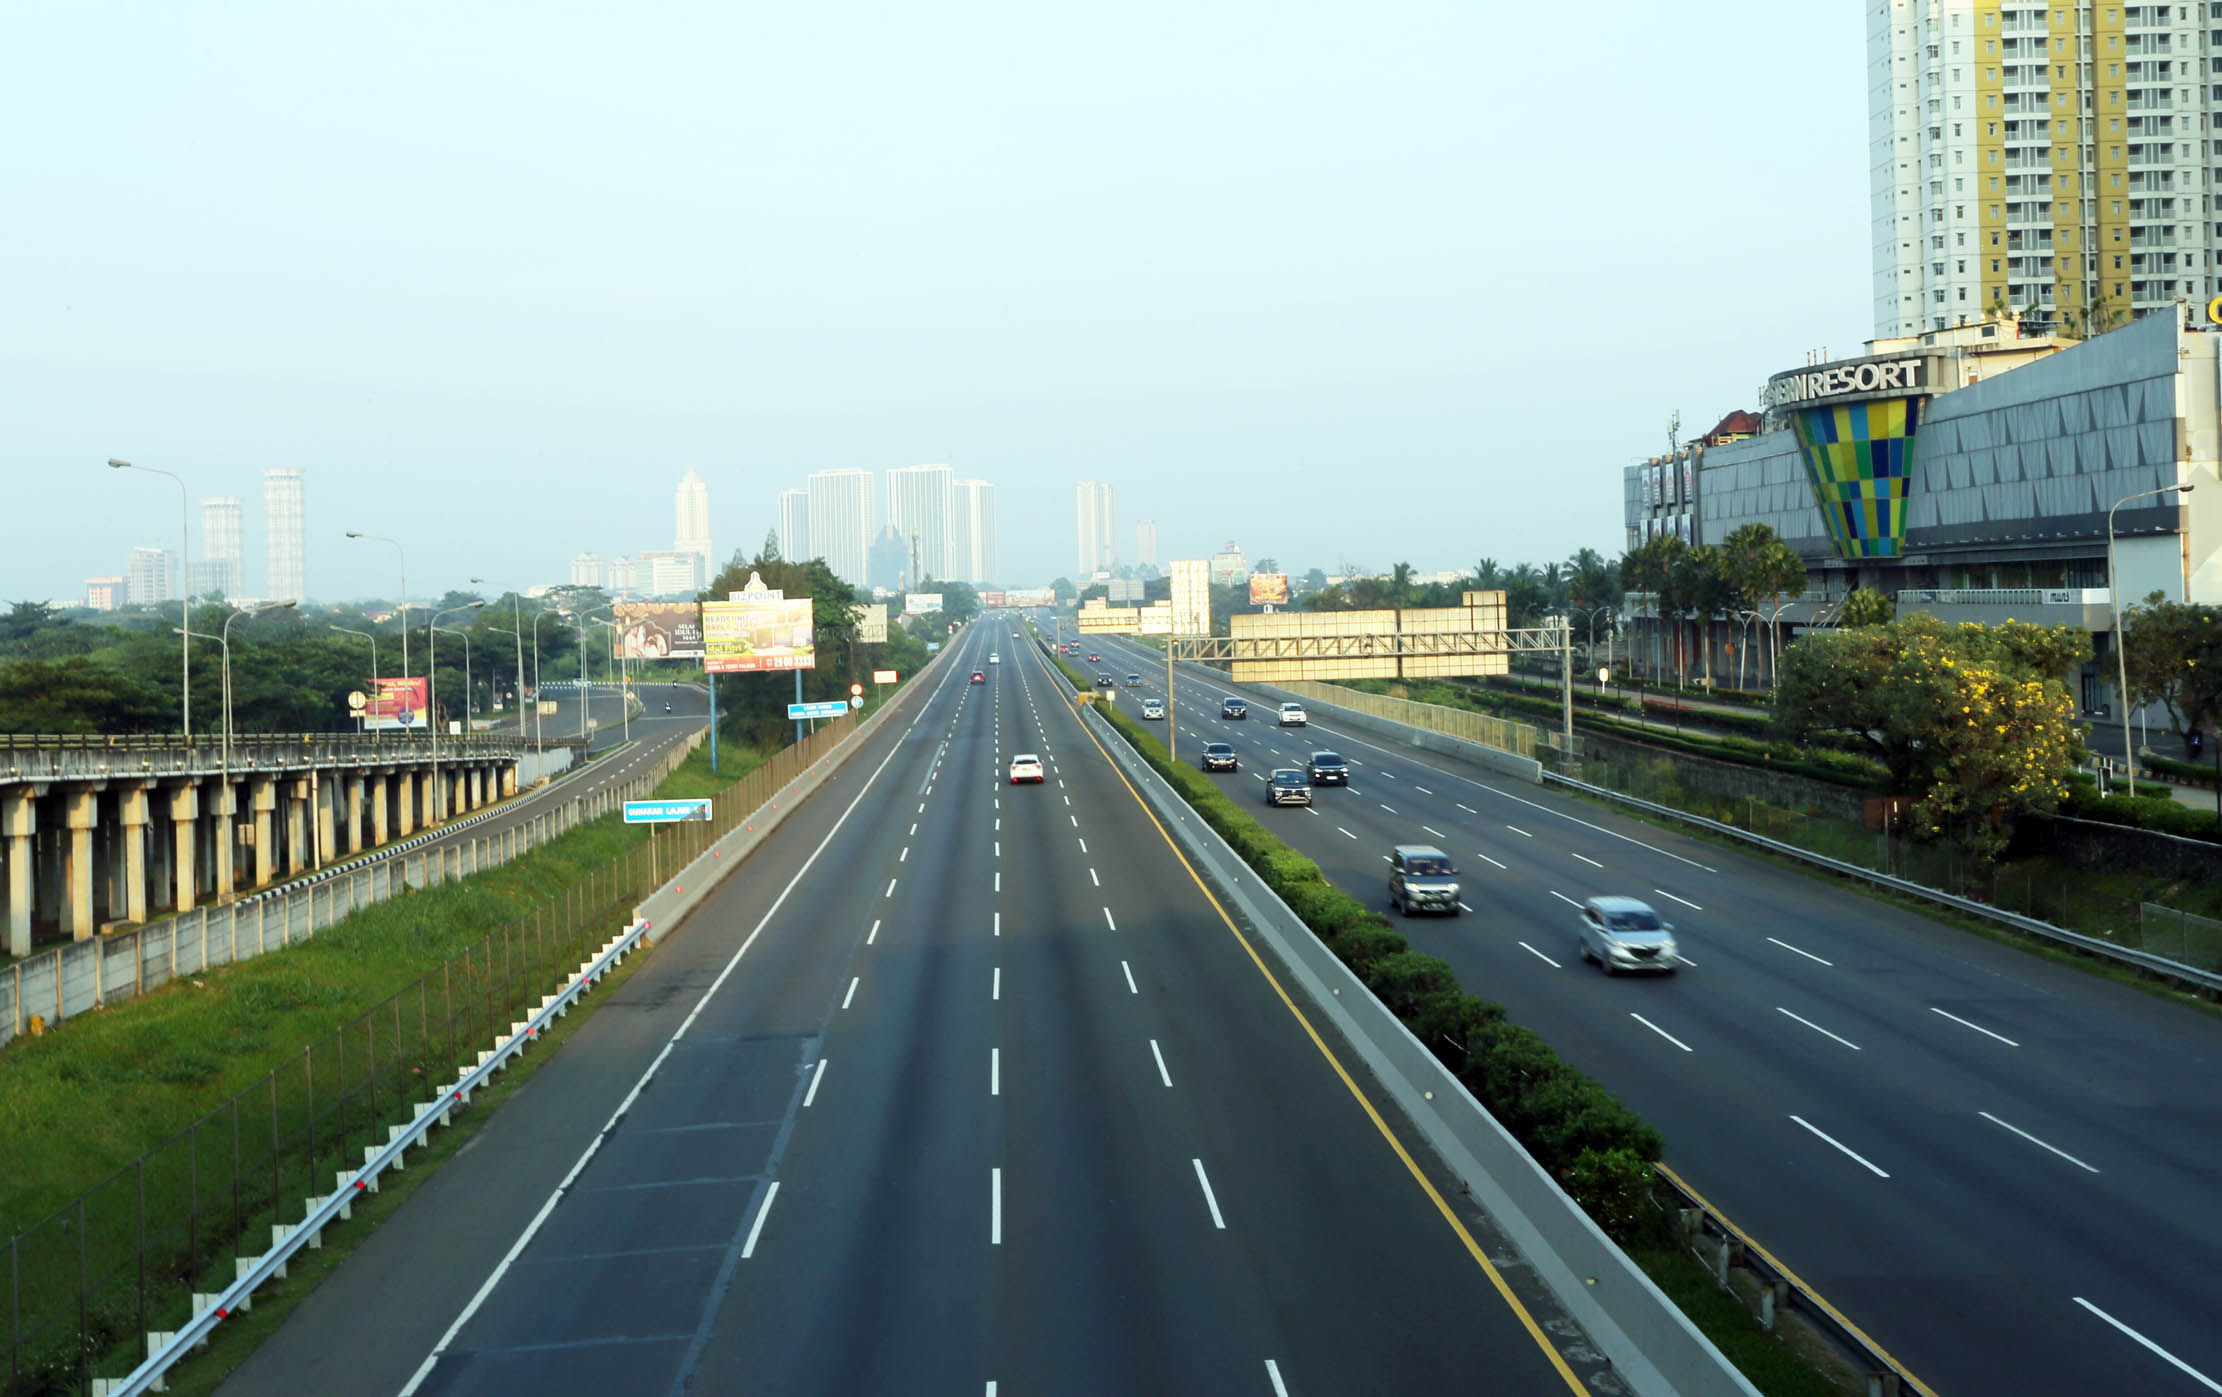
[624,799,714,823]
[786,701,849,720]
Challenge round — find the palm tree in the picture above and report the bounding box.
[1472,557,1503,590]
[1390,561,1415,607]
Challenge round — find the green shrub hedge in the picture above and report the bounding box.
[1051,650,1672,1246]
[2144,752,2219,788]
[2063,790,2221,841]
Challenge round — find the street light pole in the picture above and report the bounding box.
[188,600,295,899]
[346,531,410,677]
[327,624,378,732]
[109,459,194,738]
[2107,481,2195,796]
[428,600,485,820]
[434,624,474,730]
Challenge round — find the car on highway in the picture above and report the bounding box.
[1387,845,1460,917]
[1126,672,1141,686]
[1307,750,1348,785]
[1095,674,1114,689]
[1221,697,1248,719]
[1265,768,1313,807]
[971,671,986,683]
[990,653,1000,664]
[1141,698,1165,720]
[1088,652,1102,662]
[1277,701,1308,727]
[1577,896,1678,975]
[1008,753,1045,784]
[1200,741,1237,771]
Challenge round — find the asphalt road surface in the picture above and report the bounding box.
[217,626,1606,1397]
[1082,625,2222,1397]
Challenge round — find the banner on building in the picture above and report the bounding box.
[702,595,816,672]
[363,676,429,731]
[613,602,705,660]
[904,592,944,616]
[1248,573,1290,606]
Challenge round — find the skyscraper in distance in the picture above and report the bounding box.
[954,478,996,584]
[1136,520,1158,569]
[808,469,875,586]
[263,468,306,602]
[885,464,957,582]
[778,489,811,562]
[127,545,176,606]
[201,496,245,599]
[1075,481,1116,577]
[570,553,605,588]
[675,469,712,591]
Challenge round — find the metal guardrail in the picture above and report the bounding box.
[94,915,656,1397]
[1544,773,2222,995]
[1652,1163,1939,1397]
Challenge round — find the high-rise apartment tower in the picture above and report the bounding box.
[778,489,811,562]
[886,464,957,582]
[954,478,996,584]
[263,468,306,602]
[1075,481,1116,576]
[1870,1,2212,339]
[675,469,712,589]
[808,469,875,586]
[201,497,245,599]
[1136,520,1159,569]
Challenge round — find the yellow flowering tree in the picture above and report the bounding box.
[1775,614,2090,857]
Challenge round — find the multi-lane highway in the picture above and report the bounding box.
[1080,627,2222,1396]
[217,622,1612,1397]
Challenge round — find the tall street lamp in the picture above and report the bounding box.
[327,624,378,731]
[2108,481,2195,796]
[471,578,529,746]
[428,600,485,819]
[185,599,295,898]
[345,531,410,677]
[109,459,194,738]
[434,623,475,729]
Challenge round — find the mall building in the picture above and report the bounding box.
[1623,308,2222,716]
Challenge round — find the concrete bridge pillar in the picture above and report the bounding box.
[212,780,237,899]
[168,785,199,914]
[119,786,150,925]
[3,790,33,958]
[344,774,364,854]
[468,767,483,811]
[286,778,311,876]
[502,765,518,798]
[372,772,392,844]
[395,770,415,837]
[422,770,439,825]
[250,776,278,888]
[316,776,337,868]
[63,789,98,941]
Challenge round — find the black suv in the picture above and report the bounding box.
[1200,741,1237,772]
[1221,697,1248,719]
[1307,751,1349,785]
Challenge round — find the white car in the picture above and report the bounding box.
[1277,701,1308,726]
[990,653,1000,664]
[1141,698,1165,720]
[1008,753,1044,784]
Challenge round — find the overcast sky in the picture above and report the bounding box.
[2,1,1869,603]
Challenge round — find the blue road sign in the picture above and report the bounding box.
[623,799,714,823]
[786,700,849,720]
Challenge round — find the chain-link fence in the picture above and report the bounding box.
[4,717,856,1397]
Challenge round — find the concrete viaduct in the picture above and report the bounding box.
[0,732,562,956]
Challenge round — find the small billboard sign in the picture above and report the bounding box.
[623,799,713,823]
[786,700,849,720]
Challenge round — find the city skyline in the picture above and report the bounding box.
[1075,481,1116,576]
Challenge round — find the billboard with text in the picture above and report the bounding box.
[1248,573,1290,606]
[849,602,888,644]
[702,596,816,672]
[904,592,944,616]
[363,676,429,731]
[1003,587,1055,608]
[614,602,704,660]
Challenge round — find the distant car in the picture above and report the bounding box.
[1221,697,1248,719]
[1200,741,1237,772]
[1088,652,1102,663]
[1577,896,1679,975]
[1126,672,1141,686]
[1388,845,1460,917]
[1265,768,1313,807]
[1009,753,1045,784]
[971,671,986,683]
[990,653,1000,664]
[1095,675,1114,689]
[1307,750,1348,785]
[1277,701,1308,727]
[664,702,672,712]
[1141,698,1165,720]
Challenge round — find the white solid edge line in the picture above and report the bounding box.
[398,662,944,1394]
[803,1059,827,1108]
[1192,1158,1227,1229]
[1776,1006,1861,1051]
[1789,1115,1890,1178]
[1630,1012,1694,1052]
[1931,1006,2020,1046]
[1654,888,1703,911]
[991,1167,1002,1245]
[2072,1296,2222,1392]
[1766,935,1834,967]
[1980,1110,2100,1173]
[1517,940,1561,968]
[1265,1358,1291,1396]
[1122,960,1138,994]
[1150,1038,1173,1087]
[739,1179,781,1258]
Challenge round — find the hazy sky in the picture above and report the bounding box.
[3,2,1870,602]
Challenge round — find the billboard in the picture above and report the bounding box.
[1108,577,1145,603]
[363,676,428,731]
[1003,587,1056,608]
[1077,603,1141,634]
[702,596,816,672]
[614,602,704,660]
[979,590,1008,607]
[1137,602,1173,635]
[1248,573,1290,606]
[904,593,944,616]
[1169,560,1211,637]
[848,602,889,643]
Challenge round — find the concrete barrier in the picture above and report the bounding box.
[1079,702,1758,1397]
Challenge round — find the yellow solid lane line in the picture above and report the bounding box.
[1020,633,1587,1395]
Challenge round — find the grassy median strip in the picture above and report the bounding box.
[0,733,764,1395]
[1037,638,1843,1395]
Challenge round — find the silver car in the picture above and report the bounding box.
[1388,844,1460,917]
[1577,896,1678,975]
